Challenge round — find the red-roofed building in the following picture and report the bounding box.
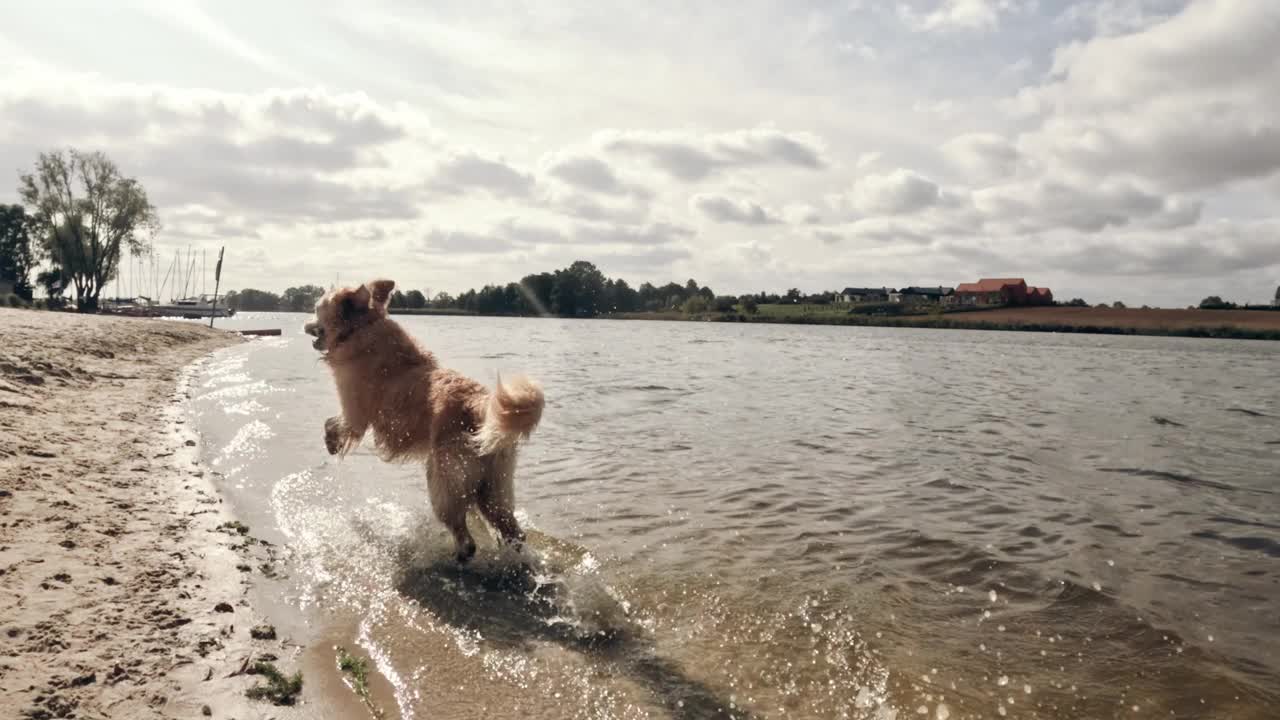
[950,278,1029,307]
[1027,286,1054,305]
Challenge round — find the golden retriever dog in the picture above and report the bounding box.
[304,279,545,562]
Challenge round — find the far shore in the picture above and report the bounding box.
[16,300,1275,341]
[386,303,1280,341]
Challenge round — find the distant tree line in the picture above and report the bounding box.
[222,285,326,313]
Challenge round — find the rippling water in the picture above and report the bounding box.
[188,313,1279,719]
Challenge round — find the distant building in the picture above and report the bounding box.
[1026,286,1054,306]
[951,278,1027,306]
[1274,285,1279,307]
[889,286,954,305]
[837,287,892,304]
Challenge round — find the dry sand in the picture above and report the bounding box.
[0,309,304,719]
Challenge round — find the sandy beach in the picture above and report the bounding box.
[0,309,302,719]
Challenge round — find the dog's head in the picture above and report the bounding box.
[304,279,395,353]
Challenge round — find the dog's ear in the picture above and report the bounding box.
[350,284,372,309]
[367,279,395,307]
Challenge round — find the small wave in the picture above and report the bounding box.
[1192,530,1280,558]
[1097,467,1244,494]
[1151,415,1186,427]
[1226,407,1269,417]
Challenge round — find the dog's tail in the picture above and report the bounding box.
[474,373,545,455]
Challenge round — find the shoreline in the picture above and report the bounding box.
[380,303,1280,341]
[0,309,307,718]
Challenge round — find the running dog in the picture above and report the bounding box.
[304,279,545,562]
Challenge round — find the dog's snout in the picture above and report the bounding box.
[303,321,321,337]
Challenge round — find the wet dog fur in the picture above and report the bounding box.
[304,279,545,562]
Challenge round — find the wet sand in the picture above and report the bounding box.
[0,309,305,718]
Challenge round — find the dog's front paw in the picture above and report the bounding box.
[324,417,344,455]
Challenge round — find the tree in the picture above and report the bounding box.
[712,295,737,312]
[682,295,709,314]
[229,288,282,311]
[405,289,427,309]
[0,205,36,300]
[1199,295,1236,310]
[19,149,159,311]
[1064,298,1088,307]
[1112,301,1126,309]
[389,290,407,308]
[784,288,803,303]
[36,268,65,307]
[739,296,759,314]
[431,291,454,308]
[552,260,607,317]
[282,284,326,312]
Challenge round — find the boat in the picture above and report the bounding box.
[153,294,236,319]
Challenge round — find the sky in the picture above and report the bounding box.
[1,0,1277,307]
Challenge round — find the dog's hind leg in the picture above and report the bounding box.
[478,449,525,547]
[428,451,478,562]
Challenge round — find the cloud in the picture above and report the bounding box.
[571,220,695,247]
[1018,0,1280,191]
[852,169,941,215]
[596,127,827,181]
[942,132,1020,181]
[427,152,535,198]
[1043,220,1280,276]
[419,228,515,255]
[973,178,1197,233]
[0,75,423,222]
[903,0,1019,32]
[541,151,628,195]
[689,193,781,225]
[783,203,822,224]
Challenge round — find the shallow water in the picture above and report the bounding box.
[190,314,1280,719]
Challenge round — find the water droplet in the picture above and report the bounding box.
[1208,634,1215,642]
[1092,581,1102,591]
[936,703,951,720]
[998,675,1009,687]
[1024,684,1032,695]
[998,704,1007,717]
[989,589,998,603]
[1107,559,1115,567]
[998,625,1006,632]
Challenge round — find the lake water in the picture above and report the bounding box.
[187,313,1279,719]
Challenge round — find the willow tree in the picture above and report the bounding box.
[19,149,159,311]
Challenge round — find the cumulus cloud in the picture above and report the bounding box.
[541,152,628,195]
[0,76,424,222]
[596,127,827,181]
[903,0,1020,32]
[942,133,1021,181]
[571,220,695,246]
[689,193,781,225]
[852,170,941,215]
[1019,0,1280,191]
[973,178,1198,233]
[419,228,515,255]
[1043,220,1280,276]
[427,152,535,198]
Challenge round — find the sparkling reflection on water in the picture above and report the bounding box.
[189,314,1280,719]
